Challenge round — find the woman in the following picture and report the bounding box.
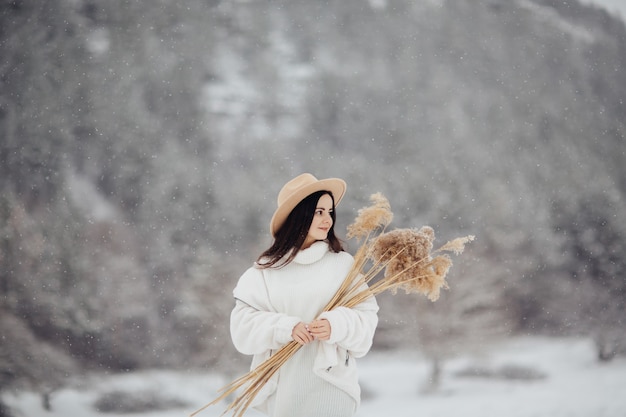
[230,173,379,417]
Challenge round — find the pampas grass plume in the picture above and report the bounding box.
[347,192,393,240]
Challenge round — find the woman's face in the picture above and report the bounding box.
[303,193,334,249]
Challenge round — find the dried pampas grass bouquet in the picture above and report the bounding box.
[342,193,474,307]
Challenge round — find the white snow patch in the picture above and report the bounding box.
[201,9,315,153]
[368,0,388,10]
[581,0,626,20]
[85,27,111,57]
[66,169,117,222]
[519,0,596,44]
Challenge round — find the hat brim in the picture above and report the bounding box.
[270,178,346,237]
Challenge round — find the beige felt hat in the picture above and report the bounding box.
[270,173,347,237]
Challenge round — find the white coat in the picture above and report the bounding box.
[230,241,379,413]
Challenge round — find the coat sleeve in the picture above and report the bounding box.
[230,267,301,355]
[318,281,379,358]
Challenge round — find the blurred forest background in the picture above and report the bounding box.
[1,0,625,411]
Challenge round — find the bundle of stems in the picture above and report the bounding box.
[190,193,474,417]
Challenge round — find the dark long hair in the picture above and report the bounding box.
[256,190,344,269]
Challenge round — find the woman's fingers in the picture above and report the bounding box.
[292,322,314,345]
[292,320,332,344]
[309,319,331,340]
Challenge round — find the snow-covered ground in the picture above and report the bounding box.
[4,336,626,417]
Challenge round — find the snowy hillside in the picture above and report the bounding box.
[4,337,626,417]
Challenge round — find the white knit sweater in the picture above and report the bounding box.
[230,241,379,414]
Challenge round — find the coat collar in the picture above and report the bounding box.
[292,241,329,265]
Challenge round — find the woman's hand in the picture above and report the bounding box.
[292,322,314,345]
[309,318,331,341]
